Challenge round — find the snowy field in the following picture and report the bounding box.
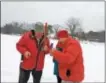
[1,34,105,82]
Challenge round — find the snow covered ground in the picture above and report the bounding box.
[1,34,105,82]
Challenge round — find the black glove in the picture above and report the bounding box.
[66,69,71,77]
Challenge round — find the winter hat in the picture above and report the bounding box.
[57,30,69,38]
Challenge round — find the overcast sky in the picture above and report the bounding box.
[1,1,104,32]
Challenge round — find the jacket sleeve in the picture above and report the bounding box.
[52,43,81,64]
[43,37,50,54]
[16,33,28,55]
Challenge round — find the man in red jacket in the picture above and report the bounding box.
[50,30,84,83]
[16,29,50,83]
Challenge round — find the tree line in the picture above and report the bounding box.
[1,17,105,42]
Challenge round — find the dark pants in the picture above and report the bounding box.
[18,68,42,83]
[57,76,62,83]
[56,76,80,83]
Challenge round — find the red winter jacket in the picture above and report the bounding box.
[16,31,50,70]
[52,37,84,82]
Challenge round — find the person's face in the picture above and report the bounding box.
[58,38,67,43]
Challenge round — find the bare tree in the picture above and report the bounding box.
[51,24,61,38]
[52,24,60,34]
[48,24,53,34]
[66,17,81,37]
[34,22,43,32]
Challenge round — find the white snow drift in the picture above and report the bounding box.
[1,34,105,82]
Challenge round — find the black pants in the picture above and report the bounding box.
[18,68,42,83]
[57,76,80,83]
[57,76,62,83]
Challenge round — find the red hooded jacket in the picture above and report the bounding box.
[52,37,84,82]
[16,31,50,70]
